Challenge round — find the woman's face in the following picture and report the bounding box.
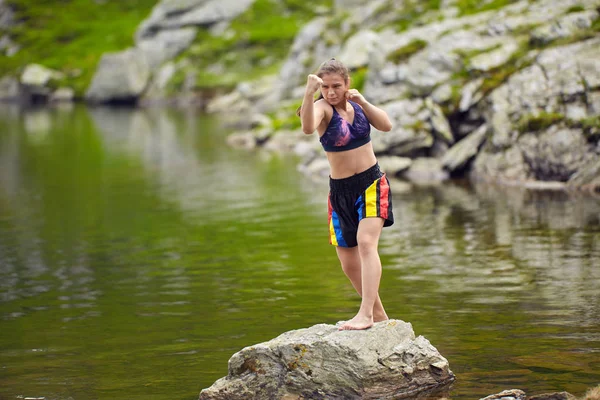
[319,73,349,106]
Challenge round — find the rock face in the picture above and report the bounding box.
[199,320,455,400]
[85,48,151,103]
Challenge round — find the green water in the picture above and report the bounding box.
[0,105,598,400]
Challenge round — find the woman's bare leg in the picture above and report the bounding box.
[339,217,386,330]
[336,246,388,323]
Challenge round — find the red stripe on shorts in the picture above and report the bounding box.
[379,175,389,220]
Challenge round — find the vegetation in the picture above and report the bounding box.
[566,5,586,13]
[518,112,565,133]
[350,66,369,92]
[386,39,428,64]
[269,101,303,131]
[568,115,600,139]
[1,0,332,95]
[173,0,332,91]
[456,0,520,16]
[2,0,158,96]
[370,0,442,33]
[517,113,600,138]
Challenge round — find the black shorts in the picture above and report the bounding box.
[327,163,394,248]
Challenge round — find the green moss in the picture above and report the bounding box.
[518,112,565,133]
[2,0,158,96]
[567,116,600,139]
[593,17,600,32]
[269,100,303,130]
[350,66,369,92]
[408,120,428,131]
[454,43,503,63]
[386,39,428,63]
[457,0,519,16]
[479,40,533,96]
[391,0,442,33]
[566,5,585,13]
[180,0,331,91]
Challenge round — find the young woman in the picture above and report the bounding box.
[298,59,394,330]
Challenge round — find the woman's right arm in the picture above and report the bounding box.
[300,74,325,135]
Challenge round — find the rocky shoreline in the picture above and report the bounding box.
[2,0,599,193]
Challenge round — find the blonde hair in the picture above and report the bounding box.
[296,58,350,117]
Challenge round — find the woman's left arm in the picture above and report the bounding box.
[347,89,392,132]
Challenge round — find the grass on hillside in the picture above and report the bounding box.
[2,0,158,96]
[178,0,332,91]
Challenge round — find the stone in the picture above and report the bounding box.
[567,158,600,192]
[518,125,593,181]
[199,320,454,400]
[339,30,380,70]
[85,48,151,103]
[136,0,255,39]
[530,10,599,46]
[226,131,256,150]
[377,155,413,176]
[426,97,454,143]
[49,87,75,102]
[459,78,484,112]
[21,64,63,87]
[137,27,197,69]
[468,39,519,72]
[480,389,526,400]
[528,391,577,400]
[402,158,450,183]
[442,124,488,172]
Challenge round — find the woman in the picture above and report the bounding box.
[298,59,394,330]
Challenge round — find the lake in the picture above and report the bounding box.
[0,104,598,399]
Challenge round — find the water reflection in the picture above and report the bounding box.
[0,105,598,399]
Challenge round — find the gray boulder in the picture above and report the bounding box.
[480,389,526,400]
[85,48,151,103]
[442,124,488,172]
[199,320,454,400]
[518,125,595,181]
[21,63,63,87]
[136,0,254,39]
[339,30,380,70]
[402,158,450,183]
[530,10,599,46]
[137,27,197,69]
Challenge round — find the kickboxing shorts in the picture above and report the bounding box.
[327,163,394,247]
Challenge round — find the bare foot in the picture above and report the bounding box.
[338,314,374,330]
[373,314,389,323]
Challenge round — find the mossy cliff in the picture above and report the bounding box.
[0,0,599,191]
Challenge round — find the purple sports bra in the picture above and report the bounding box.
[320,100,371,152]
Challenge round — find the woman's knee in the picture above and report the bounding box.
[357,235,379,256]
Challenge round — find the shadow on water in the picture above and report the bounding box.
[0,105,598,400]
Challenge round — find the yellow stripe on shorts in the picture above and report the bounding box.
[329,218,339,246]
[365,179,379,217]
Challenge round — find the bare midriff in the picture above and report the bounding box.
[326,142,378,179]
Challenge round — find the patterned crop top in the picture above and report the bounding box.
[320,100,371,152]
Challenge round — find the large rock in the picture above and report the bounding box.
[137,27,197,69]
[275,17,329,101]
[518,125,595,181]
[442,124,488,172]
[85,48,151,103]
[136,0,255,39]
[20,63,63,87]
[480,389,526,400]
[199,320,454,400]
[474,36,600,183]
[339,30,380,70]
